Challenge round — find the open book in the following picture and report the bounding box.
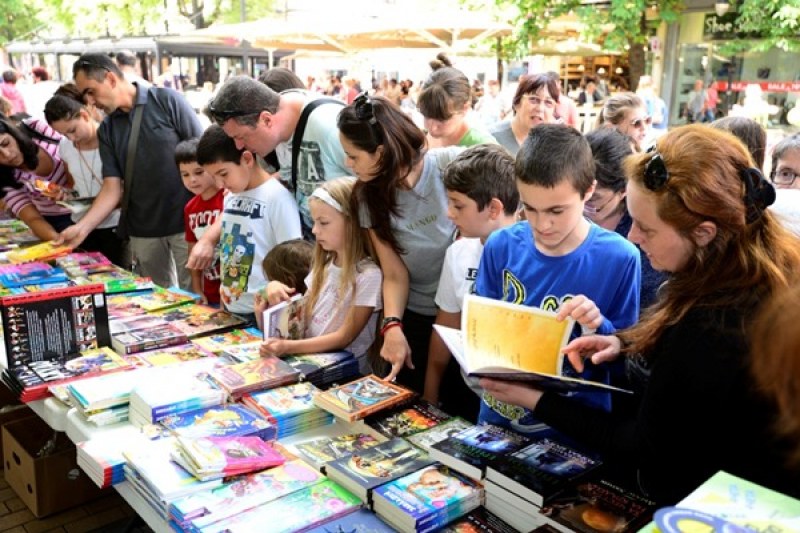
[262,294,305,340]
[434,294,631,393]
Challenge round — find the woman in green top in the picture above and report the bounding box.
[417,54,497,148]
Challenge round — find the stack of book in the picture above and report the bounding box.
[72,265,155,294]
[306,508,396,533]
[110,315,188,355]
[67,368,154,425]
[128,359,229,426]
[130,343,217,367]
[76,427,148,488]
[481,425,603,532]
[241,382,333,439]
[208,355,300,399]
[326,437,435,503]
[196,479,361,532]
[150,304,246,339]
[171,435,286,481]
[288,425,385,474]
[0,261,69,289]
[168,459,325,532]
[5,241,71,263]
[429,423,532,480]
[283,351,360,388]
[0,219,39,250]
[440,507,520,533]
[313,374,415,422]
[372,464,483,531]
[159,403,277,442]
[361,399,452,440]
[405,418,474,453]
[190,328,262,354]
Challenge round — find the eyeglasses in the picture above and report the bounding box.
[643,146,669,191]
[630,116,653,129]
[772,168,799,187]
[526,96,556,109]
[354,93,377,125]
[207,99,260,125]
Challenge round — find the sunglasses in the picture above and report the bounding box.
[643,146,669,191]
[631,116,653,129]
[207,99,260,125]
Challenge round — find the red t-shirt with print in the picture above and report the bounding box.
[184,189,224,304]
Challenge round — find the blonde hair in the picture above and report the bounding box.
[597,92,643,128]
[305,178,373,322]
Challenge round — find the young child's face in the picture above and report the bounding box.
[518,178,592,256]
[446,190,492,239]
[203,160,250,193]
[180,161,219,197]
[310,198,346,258]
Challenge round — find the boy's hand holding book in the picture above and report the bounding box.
[555,294,604,331]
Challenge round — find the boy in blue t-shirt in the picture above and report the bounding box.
[475,124,640,434]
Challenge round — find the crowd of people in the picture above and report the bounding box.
[1,51,800,506]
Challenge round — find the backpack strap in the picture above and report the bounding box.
[291,98,344,192]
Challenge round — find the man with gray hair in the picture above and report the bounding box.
[57,53,202,289]
[188,75,348,268]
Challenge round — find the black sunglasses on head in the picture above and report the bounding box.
[643,145,669,191]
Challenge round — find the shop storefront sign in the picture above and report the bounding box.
[714,81,800,92]
[703,13,761,41]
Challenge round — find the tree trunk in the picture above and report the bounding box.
[628,40,645,91]
[193,0,205,29]
[496,36,505,88]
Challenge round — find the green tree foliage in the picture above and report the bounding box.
[495,0,684,89]
[1,0,42,46]
[727,0,800,53]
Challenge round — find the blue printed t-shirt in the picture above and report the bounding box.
[475,221,641,433]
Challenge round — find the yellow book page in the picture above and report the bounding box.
[463,295,572,375]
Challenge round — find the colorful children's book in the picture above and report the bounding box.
[221,341,262,362]
[313,374,415,422]
[172,436,285,481]
[208,355,300,398]
[0,283,110,367]
[639,470,800,533]
[159,403,276,441]
[436,294,631,394]
[111,323,189,354]
[373,464,483,532]
[326,437,435,502]
[109,314,171,335]
[538,476,658,533]
[200,479,361,533]
[152,304,245,338]
[241,382,332,438]
[55,252,112,275]
[293,431,384,473]
[0,262,68,287]
[5,241,71,263]
[71,266,155,293]
[430,423,532,480]
[134,343,216,367]
[485,425,602,507]
[190,328,262,354]
[263,293,306,340]
[125,286,198,312]
[363,399,451,439]
[406,418,474,453]
[169,459,324,532]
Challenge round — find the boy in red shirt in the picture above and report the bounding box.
[176,139,223,304]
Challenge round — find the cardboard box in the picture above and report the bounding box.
[3,417,104,517]
[0,405,35,466]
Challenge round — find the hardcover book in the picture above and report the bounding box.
[436,294,631,394]
[373,464,483,532]
[152,304,245,338]
[430,424,531,480]
[0,283,110,367]
[364,399,451,439]
[313,374,415,422]
[263,293,306,340]
[485,426,602,507]
[539,477,657,533]
[326,437,435,501]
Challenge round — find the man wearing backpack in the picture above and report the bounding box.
[188,75,349,269]
[57,53,202,289]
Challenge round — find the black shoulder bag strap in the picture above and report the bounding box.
[117,103,145,239]
[290,98,344,192]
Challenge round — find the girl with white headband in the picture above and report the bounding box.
[260,177,382,374]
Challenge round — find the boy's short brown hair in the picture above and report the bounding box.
[262,239,314,293]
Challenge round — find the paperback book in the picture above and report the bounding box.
[314,374,415,422]
[326,437,435,502]
[293,431,384,473]
[190,328,263,354]
[241,382,332,439]
[283,351,360,388]
[439,507,520,533]
[111,323,189,354]
[436,294,631,394]
[159,403,277,441]
[263,293,305,340]
[485,426,602,507]
[406,418,474,453]
[373,464,483,532]
[70,265,155,293]
[363,399,451,439]
[5,241,71,263]
[0,261,69,287]
[221,342,262,362]
[208,355,300,398]
[430,423,531,480]
[172,436,285,481]
[305,508,396,532]
[152,304,246,338]
[133,343,216,367]
[123,286,198,312]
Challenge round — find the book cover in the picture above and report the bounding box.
[221,341,262,362]
[175,435,285,478]
[485,427,602,507]
[284,351,356,376]
[263,293,306,340]
[202,479,361,533]
[190,328,262,354]
[111,323,188,354]
[109,314,170,335]
[170,459,323,530]
[134,343,216,367]
[314,374,415,422]
[364,399,451,439]
[152,304,245,338]
[306,508,396,532]
[430,424,531,480]
[435,295,631,394]
[0,283,110,366]
[5,241,71,263]
[294,432,383,470]
[242,382,321,421]
[406,418,474,453]
[439,507,520,533]
[208,355,300,396]
[373,464,483,530]
[639,470,800,533]
[159,403,276,441]
[0,261,69,287]
[125,286,198,312]
[327,438,434,499]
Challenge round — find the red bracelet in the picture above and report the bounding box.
[380,321,403,336]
